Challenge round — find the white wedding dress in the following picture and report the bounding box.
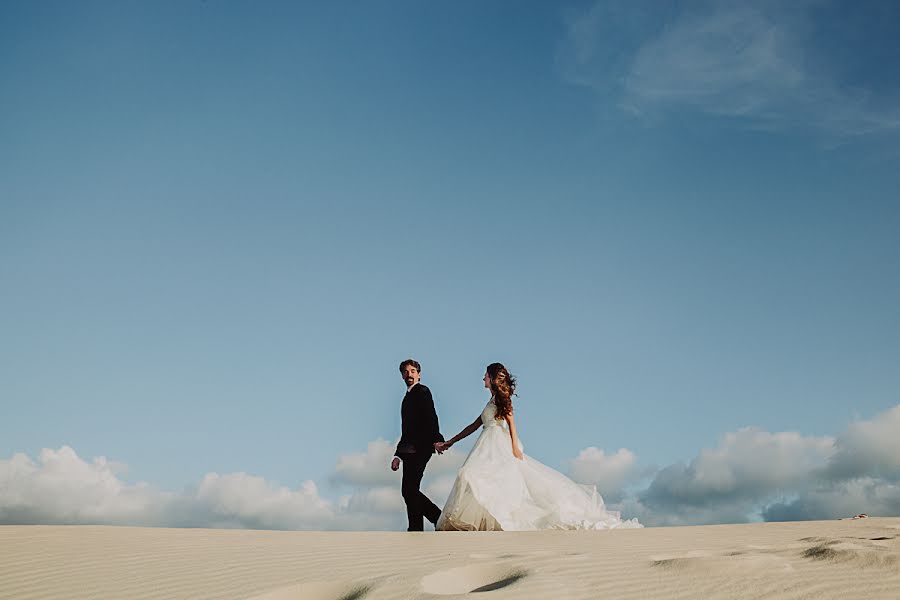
[436,399,642,531]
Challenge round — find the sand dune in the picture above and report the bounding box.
[1,518,899,599]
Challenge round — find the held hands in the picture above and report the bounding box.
[434,441,452,454]
[390,457,400,471]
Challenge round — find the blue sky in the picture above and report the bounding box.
[2,1,899,529]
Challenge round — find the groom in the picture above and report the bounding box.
[390,358,444,531]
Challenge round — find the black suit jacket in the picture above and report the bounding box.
[395,383,444,456]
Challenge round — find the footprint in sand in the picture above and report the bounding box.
[651,550,794,573]
[649,550,714,567]
[245,581,371,600]
[421,564,529,595]
[801,541,900,570]
[468,550,552,560]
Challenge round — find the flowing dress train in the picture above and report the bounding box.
[436,399,642,531]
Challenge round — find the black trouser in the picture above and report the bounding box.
[401,452,441,531]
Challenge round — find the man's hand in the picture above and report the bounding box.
[434,442,444,454]
[390,457,401,471]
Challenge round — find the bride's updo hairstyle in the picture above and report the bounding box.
[487,362,516,420]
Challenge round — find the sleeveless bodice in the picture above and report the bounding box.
[480,399,507,429]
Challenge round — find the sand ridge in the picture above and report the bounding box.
[1,518,899,599]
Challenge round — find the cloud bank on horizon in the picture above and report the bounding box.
[3,405,898,530]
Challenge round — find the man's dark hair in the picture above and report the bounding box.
[399,358,421,373]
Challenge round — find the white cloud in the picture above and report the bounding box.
[645,428,834,503]
[613,495,755,528]
[631,427,835,525]
[560,1,900,137]
[762,405,900,521]
[0,446,335,530]
[332,439,398,487]
[337,485,403,516]
[825,405,900,481]
[763,478,900,522]
[568,447,640,500]
[624,5,806,117]
[0,447,172,526]
[332,485,406,531]
[188,473,333,530]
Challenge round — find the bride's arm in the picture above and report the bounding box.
[505,413,524,460]
[440,416,482,449]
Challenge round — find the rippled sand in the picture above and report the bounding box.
[2,518,899,599]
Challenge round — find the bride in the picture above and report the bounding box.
[434,363,641,531]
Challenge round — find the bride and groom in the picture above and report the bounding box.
[390,358,641,532]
